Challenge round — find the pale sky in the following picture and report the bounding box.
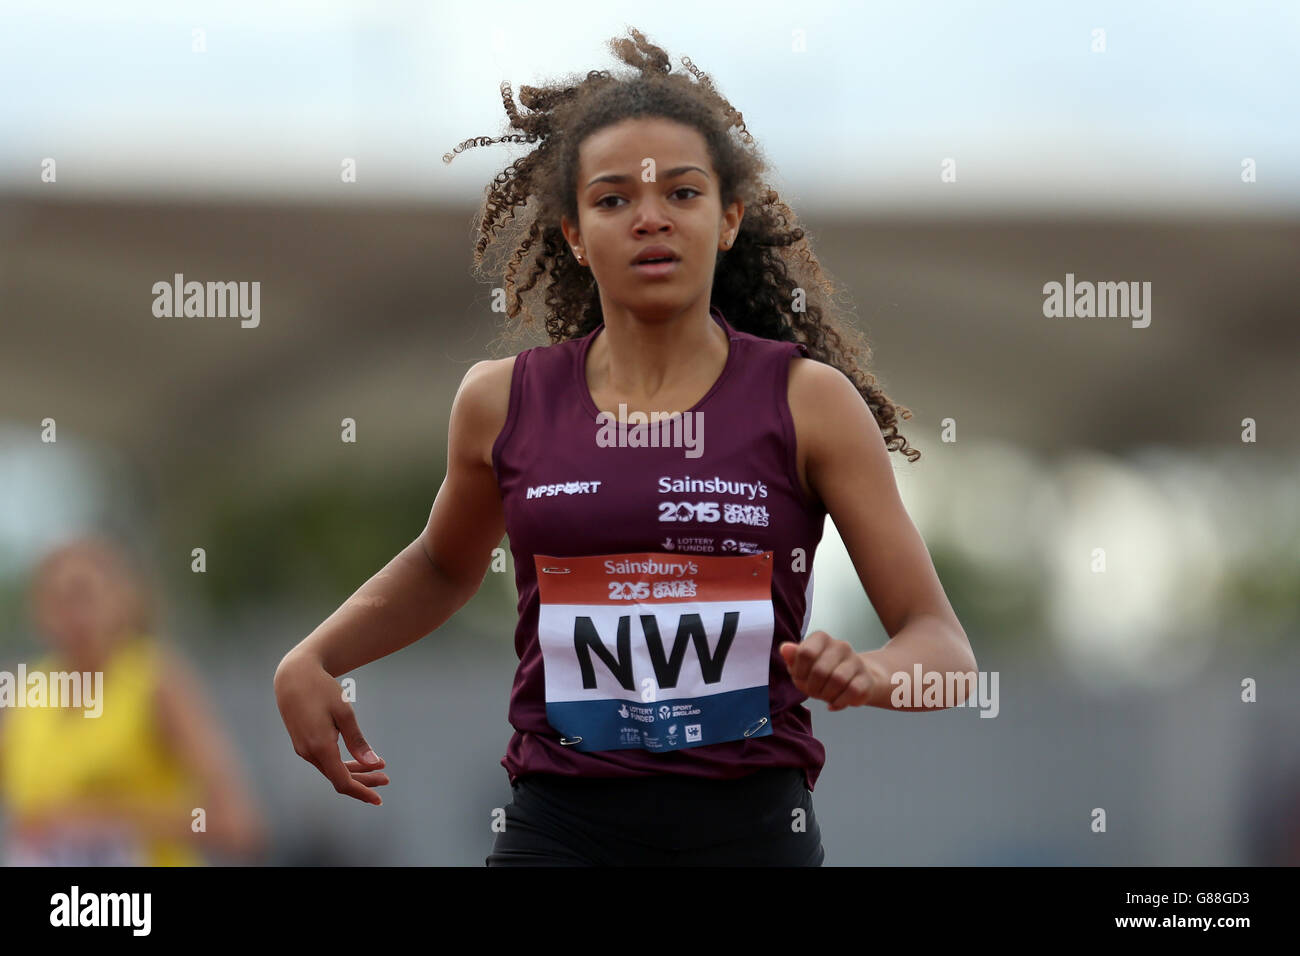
[1,0,1297,214]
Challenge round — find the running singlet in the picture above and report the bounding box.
[492,305,829,791]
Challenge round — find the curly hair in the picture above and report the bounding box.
[443,26,920,462]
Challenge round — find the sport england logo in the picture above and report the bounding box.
[535,551,776,754]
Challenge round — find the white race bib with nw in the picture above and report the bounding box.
[534,550,775,753]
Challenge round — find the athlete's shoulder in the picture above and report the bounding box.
[450,357,517,462]
[784,352,866,460]
[786,351,857,410]
[460,355,517,399]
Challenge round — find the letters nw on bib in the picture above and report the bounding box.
[536,550,775,752]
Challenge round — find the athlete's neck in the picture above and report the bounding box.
[586,304,728,410]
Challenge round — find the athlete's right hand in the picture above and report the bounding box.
[274,650,389,806]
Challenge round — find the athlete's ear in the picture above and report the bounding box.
[560,214,584,264]
[720,198,744,250]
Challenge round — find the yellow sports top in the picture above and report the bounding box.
[0,633,204,866]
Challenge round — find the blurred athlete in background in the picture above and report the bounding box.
[0,536,267,866]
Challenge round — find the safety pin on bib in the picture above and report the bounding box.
[558,736,583,746]
[541,566,572,574]
[742,717,769,737]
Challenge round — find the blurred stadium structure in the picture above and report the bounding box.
[1,2,1297,864]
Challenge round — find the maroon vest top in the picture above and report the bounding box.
[491,304,829,791]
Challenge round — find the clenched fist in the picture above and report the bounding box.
[778,630,882,711]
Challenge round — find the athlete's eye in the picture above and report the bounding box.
[594,187,701,209]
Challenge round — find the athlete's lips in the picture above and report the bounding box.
[630,245,681,265]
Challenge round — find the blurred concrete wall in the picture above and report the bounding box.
[3,199,1298,501]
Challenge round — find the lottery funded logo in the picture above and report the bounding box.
[660,535,717,553]
[658,536,761,554]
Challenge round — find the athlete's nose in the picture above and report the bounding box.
[632,201,674,235]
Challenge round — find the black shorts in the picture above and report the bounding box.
[485,766,825,866]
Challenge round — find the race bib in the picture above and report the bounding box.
[534,550,775,753]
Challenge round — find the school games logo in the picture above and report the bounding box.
[658,501,770,527]
[526,479,602,498]
[657,475,770,527]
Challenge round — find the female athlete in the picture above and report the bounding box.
[274,27,976,866]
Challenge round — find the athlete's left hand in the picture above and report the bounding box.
[778,631,883,711]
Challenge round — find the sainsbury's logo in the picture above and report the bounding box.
[658,475,767,500]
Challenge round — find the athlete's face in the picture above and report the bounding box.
[32,551,130,663]
[561,116,743,318]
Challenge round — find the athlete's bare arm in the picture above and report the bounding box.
[279,358,513,677]
[786,356,978,708]
[274,357,515,804]
[417,356,514,610]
